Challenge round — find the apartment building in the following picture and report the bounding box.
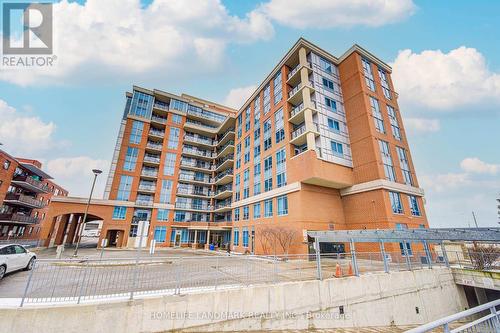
[44,38,428,254]
[0,149,68,241]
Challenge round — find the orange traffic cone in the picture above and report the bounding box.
[348,263,354,276]
[335,263,343,278]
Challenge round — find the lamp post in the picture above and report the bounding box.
[73,169,102,257]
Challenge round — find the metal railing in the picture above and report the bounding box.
[0,213,39,224]
[4,193,46,209]
[12,175,50,192]
[146,142,163,150]
[406,299,500,333]
[153,102,169,111]
[148,129,165,137]
[151,115,167,124]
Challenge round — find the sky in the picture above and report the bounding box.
[0,0,499,228]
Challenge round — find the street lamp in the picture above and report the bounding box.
[73,168,102,257]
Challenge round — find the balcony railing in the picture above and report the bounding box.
[184,134,214,146]
[214,201,232,210]
[138,183,156,192]
[182,147,215,158]
[178,174,211,183]
[4,193,46,209]
[185,119,218,130]
[11,175,50,193]
[216,140,234,154]
[215,169,233,181]
[141,169,158,178]
[214,154,234,169]
[287,62,311,80]
[146,142,163,151]
[291,125,306,139]
[187,107,226,123]
[290,103,304,118]
[135,199,153,206]
[144,155,161,164]
[153,102,169,111]
[151,115,167,124]
[180,159,211,170]
[149,129,165,138]
[215,184,232,194]
[0,213,39,225]
[174,202,213,211]
[177,187,212,197]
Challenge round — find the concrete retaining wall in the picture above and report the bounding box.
[1,267,468,332]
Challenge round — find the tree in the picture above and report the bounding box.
[258,226,297,256]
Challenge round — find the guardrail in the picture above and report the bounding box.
[405,299,500,332]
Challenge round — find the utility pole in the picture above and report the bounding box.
[472,211,479,229]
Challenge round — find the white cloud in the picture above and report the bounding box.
[404,118,440,133]
[0,0,274,86]
[392,46,500,110]
[223,85,257,109]
[0,99,62,155]
[460,157,499,175]
[45,156,110,197]
[259,0,416,29]
[420,172,470,192]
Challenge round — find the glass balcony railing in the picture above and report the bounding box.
[182,147,215,158]
[146,142,163,150]
[215,184,232,194]
[174,202,213,211]
[141,169,158,177]
[144,155,161,164]
[138,183,156,191]
[149,129,165,137]
[153,101,169,111]
[151,115,167,124]
[184,134,214,146]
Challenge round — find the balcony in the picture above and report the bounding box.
[0,213,40,225]
[137,183,156,193]
[177,187,212,198]
[183,134,215,148]
[135,199,153,207]
[287,62,312,87]
[151,115,167,125]
[289,101,317,125]
[178,173,212,185]
[213,184,233,200]
[287,81,315,106]
[184,119,219,135]
[214,201,232,213]
[145,141,163,152]
[215,140,234,159]
[214,154,234,172]
[140,169,158,179]
[290,122,320,146]
[3,193,46,209]
[186,106,226,125]
[10,175,50,194]
[179,159,212,173]
[214,169,233,186]
[148,129,165,139]
[182,147,215,160]
[174,202,213,212]
[143,154,161,166]
[153,101,169,112]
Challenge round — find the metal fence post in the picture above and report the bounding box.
[350,239,359,277]
[489,306,499,330]
[440,241,450,267]
[402,240,412,271]
[314,237,322,280]
[77,261,90,304]
[379,241,389,273]
[20,260,37,307]
[423,240,432,269]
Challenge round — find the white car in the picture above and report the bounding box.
[0,244,36,280]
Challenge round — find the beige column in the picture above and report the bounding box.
[205,229,211,250]
[192,229,198,249]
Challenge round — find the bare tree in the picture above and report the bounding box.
[258,226,297,257]
[469,244,500,270]
[274,226,297,258]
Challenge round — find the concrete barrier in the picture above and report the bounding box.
[0,267,467,332]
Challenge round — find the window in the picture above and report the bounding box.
[389,191,403,214]
[243,169,250,199]
[157,209,169,221]
[370,97,385,133]
[233,228,239,246]
[254,162,261,195]
[234,173,240,201]
[159,180,173,204]
[237,113,242,139]
[117,175,133,200]
[3,160,10,170]
[325,97,337,113]
[244,136,251,164]
[276,148,286,188]
[362,58,375,91]
[409,196,421,216]
[264,199,273,217]
[163,153,176,176]
[263,118,272,150]
[243,206,249,220]
[327,118,340,132]
[396,224,412,256]
[234,207,240,221]
[378,68,391,99]
[277,196,288,216]
[263,84,271,115]
[129,121,144,144]
[396,147,413,186]
[379,140,396,181]
[264,155,273,192]
[322,77,334,91]
[254,144,261,159]
[124,147,139,171]
[274,108,285,143]
[129,91,153,118]
[172,114,182,124]
[174,211,186,222]
[273,71,282,104]
[319,57,333,73]
[154,226,167,242]
[253,203,261,218]
[245,107,251,132]
[330,141,344,157]
[112,206,127,220]
[168,127,180,149]
[170,99,188,112]
[254,96,261,124]
[387,105,401,140]
[242,227,249,247]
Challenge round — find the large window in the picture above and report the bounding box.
[379,140,396,181]
[163,153,177,176]
[244,136,251,164]
[157,209,169,221]
[263,84,271,115]
[159,180,173,204]
[233,228,239,246]
[154,226,167,242]
[330,140,344,157]
[243,169,250,199]
[396,223,412,256]
[370,97,385,133]
[124,147,139,171]
[237,113,242,139]
[264,155,273,192]
[171,114,182,124]
[322,77,335,92]
[117,175,133,200]
[378,68,392,99]
[274,108,285,143]
[234,173,240,201]
[264,199,273,217]
[253,162,261,195]
[129,91,153,118]
[273,71,282,104]
[167,127,180,149]
[245,107,251,132]
[396,147,413,186]
[254,96,261,124]
[276,148,286,188]
[253,203,261,218]
[243,206,249,220]
[277,196,288,216]
[129,121,144,144]
[327,118,340,133]
[112,206,127,220]
[234,207,240,221]
[263,118,272,150]
[325,97,337,113]
[319,56,333,73]
[242,227,249,247]
[387,105,401,140]
[389,191,403,214]
[409,195,421,216]
[362,58,375,91]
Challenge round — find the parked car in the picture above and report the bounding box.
[0,244,36,280]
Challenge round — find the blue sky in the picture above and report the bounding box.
[1,0,499,228]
